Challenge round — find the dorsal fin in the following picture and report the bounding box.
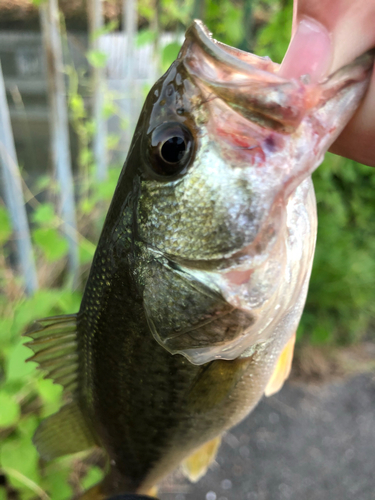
[24,314,79,394]
[25,314,98,460]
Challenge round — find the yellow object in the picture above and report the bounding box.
[147,486,159,497]
[77,484,106,500]
[265,333,296,397]
[181,436,222,482]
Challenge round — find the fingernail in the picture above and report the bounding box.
[279,18,332,83]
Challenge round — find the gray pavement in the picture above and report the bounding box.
[159,373,375,500]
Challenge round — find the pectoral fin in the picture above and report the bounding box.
[265,333,296,397]
[182,436,222,482]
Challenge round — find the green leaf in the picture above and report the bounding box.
[36,378,63,417]
[35,175,51,191]
[92,19,119,39]
[0,392,20,428]
[103,101,117,119]
[79,148,94,169]
[32,203,56,226]
[79,197,96,215]
[106,133,120,150]
[0,205,12,245]
[162,42,182,72]
[10,290,65,338]
[18,415,39,438]
[43,466,72,500]
[136,29,157,47]
[87,50,107,68]
[70,94,86,119]
[79,239,95,265]
[6,339,36,382]
[1,434,41,486]
[32,227,68,262]
[0,316,14,345]
[220,4,244,46]
[81,466,104,490]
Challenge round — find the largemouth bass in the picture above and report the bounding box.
[25,21,373,499]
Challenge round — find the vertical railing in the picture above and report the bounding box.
[0,61,38,295]
[152,0,162,79]
[40,0,79,288]
[123,0,137,147]
[88,0,107,181]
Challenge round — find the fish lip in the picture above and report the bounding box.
[183,20,280,77]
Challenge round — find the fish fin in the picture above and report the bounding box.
[265,333,296,397]
[24,314,79,395]
[188,357,253,413]
[147,486,159,497]
[33,400,97,461]
[181,436,222,482]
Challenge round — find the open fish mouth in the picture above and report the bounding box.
[141,22,374,366]
[181,21,374,201]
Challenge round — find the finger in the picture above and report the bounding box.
[293,0,375,72]
[280,0,375,166]
[279,18,332,83]
[329,64,375,166]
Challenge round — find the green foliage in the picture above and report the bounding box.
[0,205,12,245]
[92,20,119,40]
[87,50,108,69]
[136,29,157,47]
[161,42,182,72]
[256,0,293,62]
[32,228,69,262]
[0,392,20,427]
[0,286,99,499]
[205,0,245,47]
[300,155,375,344]
[161,0,194,26]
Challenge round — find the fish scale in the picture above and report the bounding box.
[24,20,374,499]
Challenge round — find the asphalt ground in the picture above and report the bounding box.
[158,371,375,500]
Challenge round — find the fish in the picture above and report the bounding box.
[25,20,374,500]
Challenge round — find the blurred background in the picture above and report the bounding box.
[0,0,374,499]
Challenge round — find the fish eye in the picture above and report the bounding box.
[148,122,194,177]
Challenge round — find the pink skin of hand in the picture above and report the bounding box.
[279,1,375,167]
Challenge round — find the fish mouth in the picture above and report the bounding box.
[181,20,374,136]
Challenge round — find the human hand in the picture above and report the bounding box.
[279,0,375,167]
